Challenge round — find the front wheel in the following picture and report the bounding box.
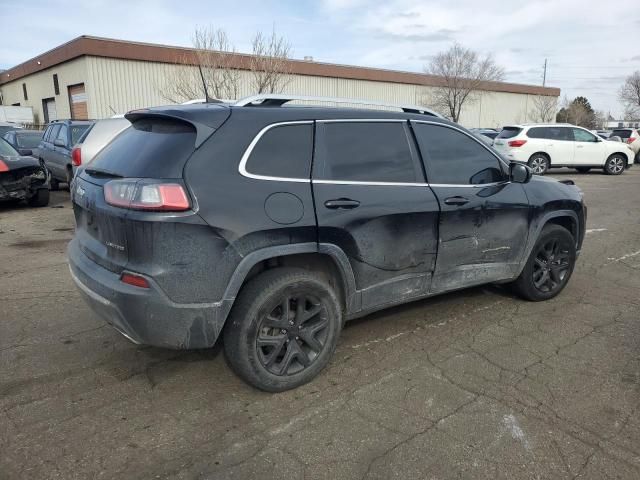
[28,188,50,207]
[528,154,549,175]
[223,268,342,392]
[604,155,625,175]
[511,224,576,301]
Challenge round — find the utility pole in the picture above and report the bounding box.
[542,58,547,87]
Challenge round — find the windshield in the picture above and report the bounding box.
[16,132,43,148]
[0,138,20,157]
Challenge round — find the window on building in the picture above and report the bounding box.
[245,124,313,179]
[53,74,60,95]
[316,122,417,183]
[413,123,504,185]
[22,83,28,101]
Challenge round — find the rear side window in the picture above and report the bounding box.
[414,123,504,185]
[245,124,312,179]
[316,122,417,183]
[527,127,549,139]
[89,118,196,178]
[496,127,522,139]
[71,125,90,145]
[611,129,631,139]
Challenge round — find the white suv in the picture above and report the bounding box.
[493,124,634,175]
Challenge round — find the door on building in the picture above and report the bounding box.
[43,98,57,123]
[68,84,88,120]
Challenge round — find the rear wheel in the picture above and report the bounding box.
[528,154,549,175]
[50,177,60,191]
[27,188,50,207]
[575,167,590,173]
[604,155,625,175]
[511,224,576,301]
[223,268,342,392]
[66,166,74,189]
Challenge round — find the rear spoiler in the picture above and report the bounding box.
[125,105,230,148]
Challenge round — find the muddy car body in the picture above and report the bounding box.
[68,95,587,391]
[0,138,50,207]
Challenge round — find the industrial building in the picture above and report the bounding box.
[0,36,560,127]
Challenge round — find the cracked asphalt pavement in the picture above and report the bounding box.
[1,169,639,479]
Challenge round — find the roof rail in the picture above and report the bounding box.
[233,94,444,118]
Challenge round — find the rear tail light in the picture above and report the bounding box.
[508,139,528,147]
[72,147,82,166]
[120,272,150,288]
[628,137,636,144]
[104,179,190,211]
[0,160,8,172]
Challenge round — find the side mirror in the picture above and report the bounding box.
[18,148,33,156]
[510,162,532,184]
[54,139,66,148]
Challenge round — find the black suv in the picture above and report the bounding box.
[68,95,586,391]
[39,119,93,189]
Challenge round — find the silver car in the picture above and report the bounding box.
[71,116,130,176]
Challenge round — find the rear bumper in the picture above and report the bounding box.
[68,238,229,349]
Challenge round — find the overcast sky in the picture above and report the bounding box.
[1,0,639,117]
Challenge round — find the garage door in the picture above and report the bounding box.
[43,98,57,123]
[68,84,88,120]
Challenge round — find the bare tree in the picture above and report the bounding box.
[160,26,241,103]
[618,71,640,118]
[531,95,557,123]
[249,29,292,94]
[424,43,504,122]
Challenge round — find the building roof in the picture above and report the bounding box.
[0,35,560,97]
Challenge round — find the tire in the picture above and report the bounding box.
[575,167,590,173]
[511,224,576,302]
[603,155,625,175]
[635,151,640,164]
[223,267,342,392]
[27,188,50,207]
[528,154,549,175]
[66,166,74,189]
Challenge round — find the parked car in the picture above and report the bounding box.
[38,119,93,189]
[592,130,611,140]
[2,129,43,157]
[609,128,640,162]
[493,123,633,175]
[470,128,500,140]
[0,137,50,207]
[68,94,587,392]
[0,122,23,136]
[71,116,130,177]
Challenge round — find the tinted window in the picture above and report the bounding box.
[527,127,549,139]
[546,127,572,141]
[89,118,196,178]
[317,122,416,182]
[246,124,312,179]
[16,132,42,148]
[572,128,597,142]
[71,125,90,145]
[496,127,522,139]
[414,124,504,185]
[611,129,631,139]
[47,125,61,143]
[56,125,68,144]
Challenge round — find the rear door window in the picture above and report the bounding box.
[245,123,313,179]
[48,125,61,143]
[315,122,418,183]
[55,125,68,145]
[496,127,522,139]
[526,127,549,139]
[413,123,505,185]
[89,118,196,178]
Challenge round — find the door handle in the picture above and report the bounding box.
[443,196,469,206]
[324,198,360,209]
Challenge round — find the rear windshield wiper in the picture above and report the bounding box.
[84,167,123,178]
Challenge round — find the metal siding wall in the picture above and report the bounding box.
[15,56,557,127]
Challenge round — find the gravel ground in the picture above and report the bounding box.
[1,169,639,479]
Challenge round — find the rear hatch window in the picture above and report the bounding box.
[611,129,631,139]
[496,127,522,139]
[88,118,197,178]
